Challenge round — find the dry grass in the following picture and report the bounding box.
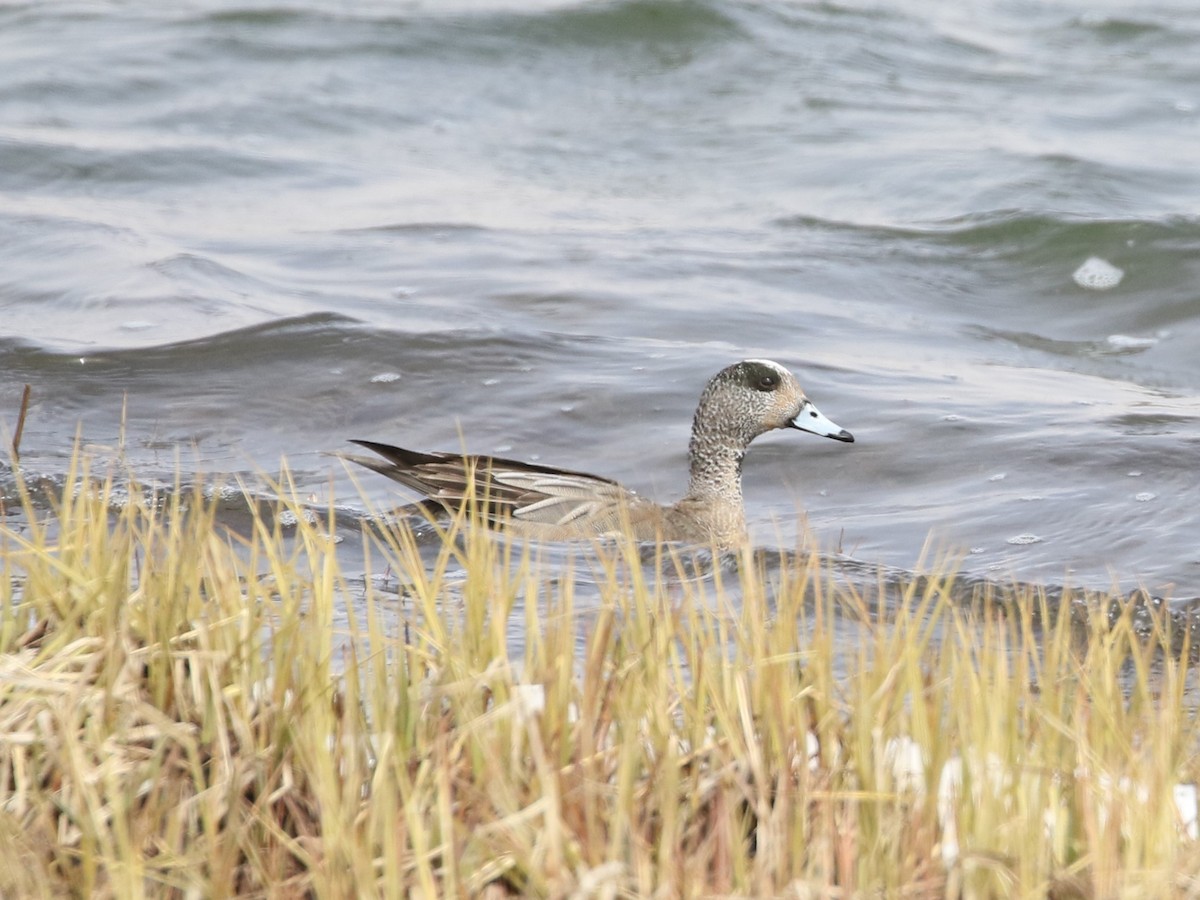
[1,451,1199,898]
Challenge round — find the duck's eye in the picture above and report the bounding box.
[755,373,780,391]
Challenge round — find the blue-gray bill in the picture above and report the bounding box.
[790,400,854,443]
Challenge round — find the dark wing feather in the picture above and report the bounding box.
[346,439,634,527]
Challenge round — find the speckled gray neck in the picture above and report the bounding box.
[684,429,748,504]
[683,365,773,504]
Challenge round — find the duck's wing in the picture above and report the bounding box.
[345,439,646,531]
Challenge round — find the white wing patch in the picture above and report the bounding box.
[494,469,635,526]
[514,495,608,525]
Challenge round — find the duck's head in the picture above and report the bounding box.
[702,359,855,444]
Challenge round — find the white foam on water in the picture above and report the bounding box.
[1106,334,1156,350]
[1006,533,1042,545]
[1073,256,1124,290]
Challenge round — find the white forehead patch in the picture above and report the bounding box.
[744,358,789,376]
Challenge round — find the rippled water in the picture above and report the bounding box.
[2,0,1199,607]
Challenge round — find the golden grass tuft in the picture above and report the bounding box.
[0,449,1199,897]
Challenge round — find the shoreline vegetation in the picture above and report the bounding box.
[1,452,1199,897]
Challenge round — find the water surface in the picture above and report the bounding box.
[2,0,1198,606]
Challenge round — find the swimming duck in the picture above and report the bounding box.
[346,359,853,548]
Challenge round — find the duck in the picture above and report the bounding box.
[345,359,853,548]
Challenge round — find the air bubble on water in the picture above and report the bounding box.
[370,372,401,383]
[1073,257,1123,290]
[942,414,962,422]
[988,473,1006,482]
